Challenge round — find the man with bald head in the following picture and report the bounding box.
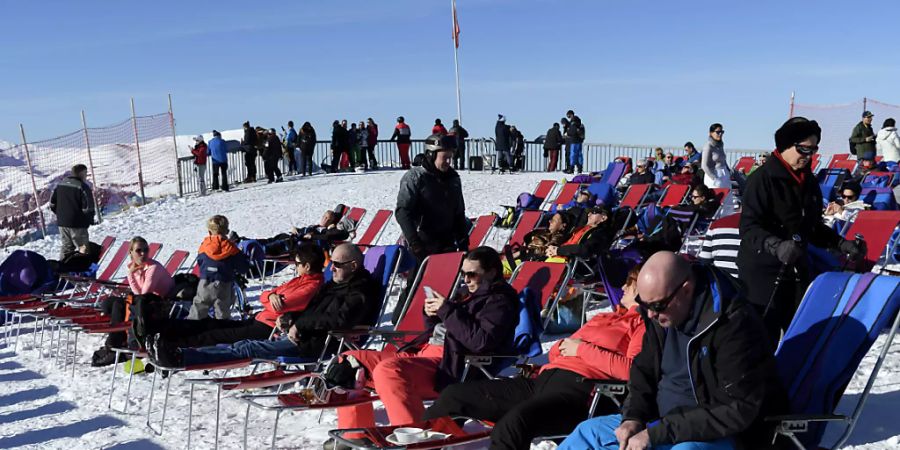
[559,252,785,450]
[150,243,381,368]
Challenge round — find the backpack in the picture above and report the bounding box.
[849,138,857,155]
[0,250,55,296]
[516,192,542,211]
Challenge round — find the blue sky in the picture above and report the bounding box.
[2,0,899,149]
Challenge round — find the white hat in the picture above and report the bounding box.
[193,135,204,142]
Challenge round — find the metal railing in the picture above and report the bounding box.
[176,139,764,196]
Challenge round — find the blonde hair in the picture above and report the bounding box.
[130,236,149,250]
[207,215,230,235]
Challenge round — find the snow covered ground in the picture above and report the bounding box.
[1,169,899,449]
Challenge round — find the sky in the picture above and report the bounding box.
[2,0,900,150]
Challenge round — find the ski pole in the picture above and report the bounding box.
[763,234,802,319]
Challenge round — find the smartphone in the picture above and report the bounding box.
[423,286,435,298]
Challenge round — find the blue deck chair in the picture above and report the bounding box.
[586,181,618,209]
[861,187,898,211]
[600,161,627,187]
[770,272,900,449]
[817,168,851,206]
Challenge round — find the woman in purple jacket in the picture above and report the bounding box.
[329,246,519,433]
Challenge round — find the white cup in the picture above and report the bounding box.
[393,427,426,444]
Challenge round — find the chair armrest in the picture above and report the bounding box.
[577,378,628,397]
[765,413,850,437]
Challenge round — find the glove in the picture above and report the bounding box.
[408,241,426,262]
[765,237,803,265]
[839,238,867,262]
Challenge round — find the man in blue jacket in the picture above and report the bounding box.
[208,130,229,192]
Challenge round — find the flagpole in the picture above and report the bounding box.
[451,0,462,124]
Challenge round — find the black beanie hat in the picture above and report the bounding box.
[774,117,821,152]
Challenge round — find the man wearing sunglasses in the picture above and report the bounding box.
[739,117,867,345]
[559,252,785,450]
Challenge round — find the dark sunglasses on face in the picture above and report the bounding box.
[714,130,724,135]
[794,144,819,155]
[331,259,355,269]
[691,194,703,199]
[134,248,148,254]
[842,194,857,200]
[460,270,483,279]
[635,276,689,313]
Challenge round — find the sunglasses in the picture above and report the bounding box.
[635,275,689,313]
[133,248,149,254]
[713,130,724,135]
[331,259,355,269]
[841,194,858,200]
[691,194,704,199]
[794,144,819,155]
[460,270,483,279]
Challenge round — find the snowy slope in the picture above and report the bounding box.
[1,170,899,449]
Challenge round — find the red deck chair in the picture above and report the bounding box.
[356,209,392,247]
[550,182,582,210]
[657,184,691,208]
[346,207,366,223]
[828,153,851,168]
[532,179,557,207]
[162,250,190,276]
[508,261,572,327]
[96,236,116,261]
[710,188,732,219]
[733,156,755,175]
[842,210,900,271]
[468,215,496,250]
[810,153,821,172]
[620,183,653,210]
[830,159,858,172]
[507,210,544,249]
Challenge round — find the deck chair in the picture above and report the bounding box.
[507,210,544,249]
[549,182,582,211]
[468,215,496,250]
[346,207,366,223]
[810,153,822,172]
[817,168,852,205]
[860,187,898,211]
[768,272,900,449]
[356,209,393,247]
[599,161,628,187]
[532,179,557,208]
[830,159,858,172]
[734,156,756,175]
[508,261,572,329]
[620,183,653,211]
[861,171,895,188]
[827,153,852,169]
[841,211,900,271]
[710,188,733,219]
[162,250,190,276]
[657,184,691,209]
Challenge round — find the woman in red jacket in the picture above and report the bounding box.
[141,243,325,349]
[423,263,646,450]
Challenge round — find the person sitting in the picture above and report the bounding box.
[628,158,657,186]
[660,152,679,182]
[423,264,646,450]
[558,189,595,227]
[91,236,175,366]
[137,243,325,350]
[665,163,699,187]
[322,246,520,448]
[248,208,354,256]
[546,206,615,263]
[672,184,720,220]
[557,252,786,450]
[148,243,379,368]
[749,152,768,174]
[504,212,572,276]
[852,158,877,184]
[188,215,250,320]
[47,241,103,275]
[824,182,867,228]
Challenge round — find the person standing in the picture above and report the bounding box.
[876,117,900,163]
[432,118,448,135]
[330,120,345,173]
[240,121,258,183]
[566,116,586,174]
[390,116,412,169]
[298,122,317,176]
[739,117,866,344]
[449,119,468,169]
[544,122,563,172]
[263,129,284,183]
[510,125,526,172]
[702,123,730,188]
[357,121,371,170]
[560,117,571,172]
[190,135,209,196]
[284,121,299,175]
[366,118,379,169]
[684,141,701,165]
[208,130,229,192]
[495,114,513,173]
[50,164,96,259]
[850,110,877,161]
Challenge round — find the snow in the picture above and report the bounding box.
[1,169,899,449]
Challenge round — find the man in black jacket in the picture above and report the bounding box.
[495,115,512,172]
[50,164,96,259]
[739,117,866,343]
[330,120,348,173]
[150,243,381,367]
[449,119,468,169]
[558,252,786,450]
[263,129,284,183]
[241,121,259,182]
[544,122,564,172]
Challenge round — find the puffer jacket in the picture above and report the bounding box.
[196,235,251,283]
[876,126,900,162]
[50,176,95,228]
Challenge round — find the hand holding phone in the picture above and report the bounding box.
[424,286,435,298]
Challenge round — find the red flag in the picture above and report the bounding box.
[452,0,460,48]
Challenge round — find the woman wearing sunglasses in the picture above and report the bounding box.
[701,123,731,189]
[738,117,867,345]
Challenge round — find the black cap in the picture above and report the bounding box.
[863,110,874,118]
[424,133,457,153]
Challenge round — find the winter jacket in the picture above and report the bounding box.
[701,138,729,187]
[876,126,900,162]
[622,265,785,448]
[126,259,175,298]
[495,121,511,152]
[674,197,720,220]
[191,142,208,165]
[366,124,379,147]
[332,125,350,151]
[543,305,645,380]
[299,129,317,153]
[196,235,251,283]
[737,152,842,307]
[207,136,229,164]
[395,157,469,259]
[256,272,325,328]
[242,127,258,147]
[50,176,96,228]
[391,122,411,144]
[629,171,656,186]
[285,127,298,149]
[427,279,520,389]
[432,124,448,135]
[449,125,469,152]
[511,131,525,155]
[358,128,369,148]
[50,246,101,274]
[299,225,350,243]
[556,223,615,260]
[850,121,876,156]
[286,268,381,357]
[566,118,586,144]
[264,134,282,161]
[685,150,702,165]
[544,126,564,150]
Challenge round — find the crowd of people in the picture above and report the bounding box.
[5,108,895,450]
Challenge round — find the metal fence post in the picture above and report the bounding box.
[168,94,183,197]
[130,98,147,206]
[80,110,102,224]
[19,124,47,238]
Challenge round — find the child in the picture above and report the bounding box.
[189,215,250,320]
